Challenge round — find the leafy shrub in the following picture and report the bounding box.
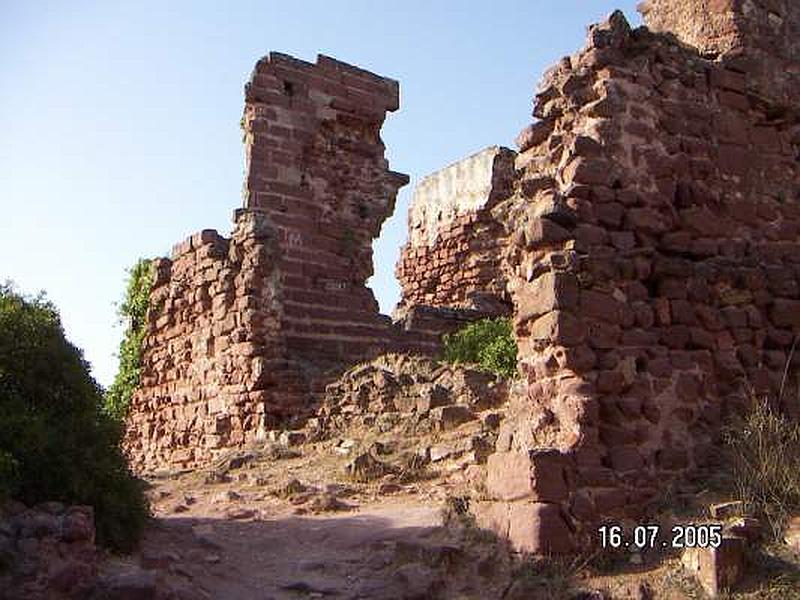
[441,317,517,378]
[724,394,800,539]
[105,259,153,420]
[0,283,149,552]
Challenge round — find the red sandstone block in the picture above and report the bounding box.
[581,96,615,118]
[561,157,613,187]
[189,229,220,247]
[528,311,586,346]
[657,446,689,470]
[607,446,644,472]
[770,299,800,328]
[597,370,627,394]
[669,299,696,325]
[661,325,691,349]
[750,126,781,152]
[268,64,314,88]
[681,536,745,597]
[486,450,570,502]
[675,372,702,403]
[251,73,283,91]
[510,502,574,554]
[579,289,625,325]
[621,328,659,346]
[587,321,621,349]
[474,501,574,554]
[575,223,608,250]
[717,89,749,112]
[515,119,556,153]
[577,463,616,487]
[305,73,350,98]
[717,143,750,176]
[626,207,669,234]
[516,272,579,323]
[251,90,293,109]
[689,327,715,350]
[341,71,390,99]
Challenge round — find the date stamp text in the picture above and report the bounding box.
[598,524,722,549]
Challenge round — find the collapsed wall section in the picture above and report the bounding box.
[478,4,800,553]
[396,146,515,314]
[126,54,426,473]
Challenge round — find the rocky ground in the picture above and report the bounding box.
[107,436,800,600]
[119,354,513,599]
[4,356,800,599]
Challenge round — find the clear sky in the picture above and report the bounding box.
[0,1,642,386]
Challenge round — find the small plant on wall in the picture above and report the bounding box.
[105,258,153,420]
[441,317,518,378]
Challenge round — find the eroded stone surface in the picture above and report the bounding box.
[0,503,98,600]
[125,0,800,559]
[126,55,433,473]
[479,0,800,552]
[396,146,515,313]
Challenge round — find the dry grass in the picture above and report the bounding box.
[723,392,800,540]
[395,452,436,484]
[505,554,588,599]
[440,495,473,529]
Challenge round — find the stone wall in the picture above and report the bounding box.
[396,146,515,314]
[125,54,437,473]
[125,1,800,556]
[640,0,800,105]
[0,502,97,600]
[478,2,800,553]
[125,216,293,471]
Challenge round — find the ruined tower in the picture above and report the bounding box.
[241,54,409,366]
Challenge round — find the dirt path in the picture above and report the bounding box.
[142,501,446,599]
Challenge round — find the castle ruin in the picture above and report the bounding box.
[126,0,800,554]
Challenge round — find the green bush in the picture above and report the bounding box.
[105,259,153,420]
[441,317,518,378]
[0,283,149,552]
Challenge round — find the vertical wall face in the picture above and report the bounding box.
[479,6,800,553]
[242,53,409,365]
[396,146,515,313]
[125,217,287,472]
[126,4,800,541]
[126,54,411,473]
[640,0,800,105]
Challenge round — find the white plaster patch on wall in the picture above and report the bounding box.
[408,146,503,247]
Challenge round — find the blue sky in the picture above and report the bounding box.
[0,1,641,386]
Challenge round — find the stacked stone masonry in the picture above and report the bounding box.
[241,53,410,365]
[396,146,515,314]
[125,0,800,558]
[641,0,800,106]
[0,502,98,600]
[477,0,800,554]
[125,54,449,473]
